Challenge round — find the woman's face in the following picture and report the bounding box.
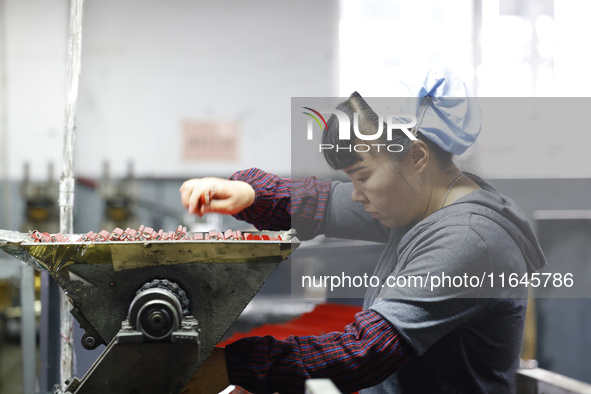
[343,152,424,228]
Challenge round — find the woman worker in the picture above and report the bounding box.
[179,69,546,393]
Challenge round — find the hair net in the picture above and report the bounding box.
[413,68,482,155]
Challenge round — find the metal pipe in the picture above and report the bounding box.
[59,0,85,385]
[0,0,10,229]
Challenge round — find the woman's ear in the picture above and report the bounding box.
[409,140,430,174]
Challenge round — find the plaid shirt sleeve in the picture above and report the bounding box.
[225,310,412,394]
[229,168,332,240]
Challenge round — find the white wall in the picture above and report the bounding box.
[76,0,339,178]
[0,0,338,180]
[553,0,591,97]
[1,0,68,181]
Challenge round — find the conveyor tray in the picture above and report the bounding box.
[20,229,298,273]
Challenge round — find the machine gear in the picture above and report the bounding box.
[137,279,190,316]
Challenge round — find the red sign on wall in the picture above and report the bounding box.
[182,121,240,162]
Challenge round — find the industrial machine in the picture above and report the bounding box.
[0,228,298,393]
[98,162,140,231]
[20,162,59,234]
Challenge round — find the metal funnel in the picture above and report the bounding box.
[0,229,299,393]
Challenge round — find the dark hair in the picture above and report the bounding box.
[321,92,453,170]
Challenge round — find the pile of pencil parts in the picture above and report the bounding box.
[25,225,282,243]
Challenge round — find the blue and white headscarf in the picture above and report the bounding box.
[413,68,481,155]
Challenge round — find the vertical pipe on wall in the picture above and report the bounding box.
[59,0,85,386]
[0,0,10,229]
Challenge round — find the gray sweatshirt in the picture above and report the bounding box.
[323,173,546,393]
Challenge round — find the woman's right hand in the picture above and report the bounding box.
[179,177,255,217]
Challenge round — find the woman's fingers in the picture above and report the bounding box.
[180,179,210,216]
[188,185,205,216]
[180,179,200,209]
